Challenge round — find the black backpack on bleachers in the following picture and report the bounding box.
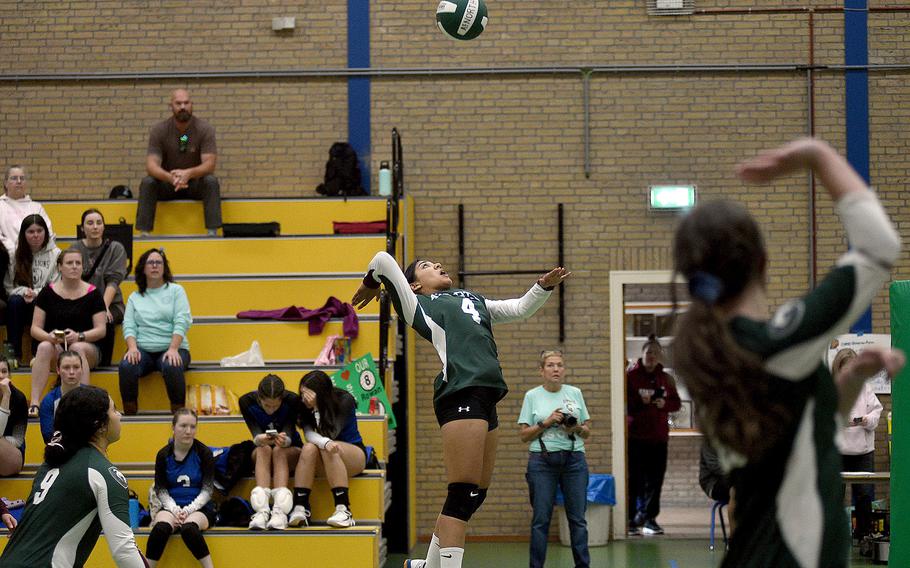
[316,142,365,196]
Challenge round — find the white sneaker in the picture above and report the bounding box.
[326,504,355,528]
[288,506,311,527]
[403,560,426,568]
[267,510,288,530]
[249,510,269,530]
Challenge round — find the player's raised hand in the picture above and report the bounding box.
[736,137,823,183]
[538,267,571,289]
[352,283,381,309]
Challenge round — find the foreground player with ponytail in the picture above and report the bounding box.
[672,138,903,568]
[0,385,147,567]
[353,253,569,568]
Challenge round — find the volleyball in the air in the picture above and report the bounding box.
[436,0,488,41]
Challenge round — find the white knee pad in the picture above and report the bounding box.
[250,486,271,513]
[270,487,293,515]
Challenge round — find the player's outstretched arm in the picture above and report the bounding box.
[353,252,419,326]
[486,267,571,324]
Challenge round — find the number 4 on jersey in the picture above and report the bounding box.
[462,298,481,324]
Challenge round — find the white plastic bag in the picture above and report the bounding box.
[220,340,265,367]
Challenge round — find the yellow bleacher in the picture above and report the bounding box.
[1,197,402,567]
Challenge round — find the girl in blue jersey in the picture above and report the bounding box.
[672,138,904,568]
[353,254,569,568]
[146,408,215,568]
[38,350,84,443]
[239,374,301,530]
[288,370,366,528]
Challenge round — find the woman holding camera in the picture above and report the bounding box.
[518,349,591,568]
[626,335,680,536]
[239,374,301,530]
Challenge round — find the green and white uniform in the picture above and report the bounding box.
[719,191,900,568]
[0,446,147,568]
[364,252,552,404]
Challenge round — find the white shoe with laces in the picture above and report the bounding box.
[326,504,355,528]
[267,510,288,530]
[403,560,426,568]
[249,510,269,530]
[288,506,311,527]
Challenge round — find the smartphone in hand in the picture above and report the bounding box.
[265,429,278,438]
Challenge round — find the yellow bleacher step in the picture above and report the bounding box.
[45,198,389,237]
[120,276,378,317]
[0,470,387,523]
[23,415,390,465]
[13,367,396,428]
[62,234,387,276]
[107,318,388,363]
[0,527,382,568]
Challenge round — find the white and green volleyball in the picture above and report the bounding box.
[436,0,488,41]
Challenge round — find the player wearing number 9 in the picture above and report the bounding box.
[352,252,570,568]
[0,385,148,567]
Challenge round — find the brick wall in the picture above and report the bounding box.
[1,0,909,541]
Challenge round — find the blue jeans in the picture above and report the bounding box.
[118,348,191,409]
[526,451,590,568]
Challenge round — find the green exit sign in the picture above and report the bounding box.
[649,185,696,210]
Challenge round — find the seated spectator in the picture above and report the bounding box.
[699,439,735,533]
[137,89,221,237]
[0,360,27,477]
[240,374,301,530]
[119,249,192,415]
[28,248,106,417]
[0,165,55,255]
[4,214,60,364]
[38,350,84,443]
[68,208,129,365]
[290,370,366,529]
[147,408,215,568]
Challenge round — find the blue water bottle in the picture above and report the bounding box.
[378,161,392,197]
[128,497,140,529]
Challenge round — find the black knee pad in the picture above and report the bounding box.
[179,522,210,560]
[145,522,173,561]
[473,487,489,515]
[441,482,480,522]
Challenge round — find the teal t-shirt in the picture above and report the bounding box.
[518,385,590,453]
[122,282,192,351]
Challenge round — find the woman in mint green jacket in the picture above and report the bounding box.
[119,248,192,415]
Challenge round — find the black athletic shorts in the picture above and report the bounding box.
[434,386,502,430]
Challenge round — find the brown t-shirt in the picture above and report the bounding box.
[147,116,217,171]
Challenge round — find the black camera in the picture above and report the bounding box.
[562,413,578,428]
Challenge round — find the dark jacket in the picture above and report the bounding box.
[626,359,681,442]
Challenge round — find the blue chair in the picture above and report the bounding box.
[710,500,729,551]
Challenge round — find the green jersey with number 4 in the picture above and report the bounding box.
[1,446,146,568]
[364,252,553,404]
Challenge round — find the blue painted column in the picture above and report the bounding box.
[845,0,871,333]
[348,0,371,194]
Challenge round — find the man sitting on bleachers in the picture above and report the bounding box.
[137,89,222,237]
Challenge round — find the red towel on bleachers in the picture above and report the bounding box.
[236,297,359,338]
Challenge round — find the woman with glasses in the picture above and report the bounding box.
[518,349,591,568]
[239,374,301,531]
[0,166,55,255]
[353,252,569,568]
[118,248,192,415]
[4,214,60,366]
[28,248,106,417]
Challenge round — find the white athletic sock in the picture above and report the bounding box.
[439,546,464,568]
[424,533,441,568]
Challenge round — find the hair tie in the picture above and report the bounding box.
[688,271,724,305]
[48,431,65,450]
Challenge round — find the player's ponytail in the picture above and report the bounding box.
[672,200,792,462]
[45,385,111,467]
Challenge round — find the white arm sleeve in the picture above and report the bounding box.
[366,251,418,326]
[303,425,332,450]
[89,469,147,568]
[485,283,552,324]
[154,486,180,515]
